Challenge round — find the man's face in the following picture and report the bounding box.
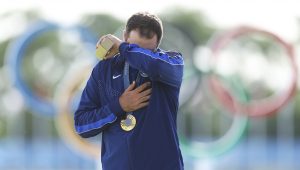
[124,29,158,51]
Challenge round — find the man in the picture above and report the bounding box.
[74,12,184,170]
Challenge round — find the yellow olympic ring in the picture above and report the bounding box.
[54,61,100,160]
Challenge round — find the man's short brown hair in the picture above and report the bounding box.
[125,12,163,45]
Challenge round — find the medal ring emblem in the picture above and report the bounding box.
[120,114,136,131]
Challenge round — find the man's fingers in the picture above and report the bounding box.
[136,102,149,110]
[134,82,151,93]
[96,35,108,48]
[105,46,119,59]
[125,81,136,92]
[139,95,151,103]
[139,88,152,97]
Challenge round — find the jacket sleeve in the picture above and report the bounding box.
[74,62,125,138]
[119,42,184,88]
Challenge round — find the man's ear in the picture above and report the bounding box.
[123,30,129,42]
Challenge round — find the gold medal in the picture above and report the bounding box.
[120,114,136,131]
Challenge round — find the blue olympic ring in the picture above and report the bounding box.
[6,21,97,116]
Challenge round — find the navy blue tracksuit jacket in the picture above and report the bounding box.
[74,42,184,170]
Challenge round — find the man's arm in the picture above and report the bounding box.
[98,34,184,88]
[119,42,184,88]
[74,63,125,138]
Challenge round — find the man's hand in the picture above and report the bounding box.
[96,34,122,60]
[119,81,152,112]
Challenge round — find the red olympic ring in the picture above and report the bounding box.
[208,26,298,116]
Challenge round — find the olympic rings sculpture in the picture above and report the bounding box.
[5,22,298,160]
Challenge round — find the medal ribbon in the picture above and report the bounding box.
[121,61,141,131]
[123,62,133,113]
